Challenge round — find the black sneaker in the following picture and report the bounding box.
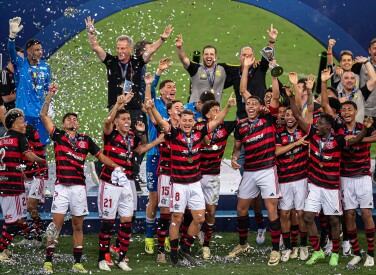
[134,175,143,194]
[178,249,199,266]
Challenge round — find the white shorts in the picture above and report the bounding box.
[0,193,27,223]
[238,166,280,199]
[25,178,45,203]
[341,175,374,210]
[158,174,171,208]
[201,174,221,205]
[304,183,342,215]
[51,184,88,216]
[170,181,205,213]
[279,178,308,211]
[130,180,137,211]
[98,181,134,219]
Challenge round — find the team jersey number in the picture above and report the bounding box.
[104,198,113,208]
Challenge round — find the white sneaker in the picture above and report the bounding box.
[364,254,374,267]
[197,231,205,246]
[118,260,132,271]
[268,250,281,266]
[0,251,14,263]
[256,228,266,245]
[299,246,309,261]
[324,240,333,256]
[281,249,292,262]
[98,260,111,271]
[202,246,211,260]
[342,240,352,256]
[290,247,299,259]
[347,255,362,267]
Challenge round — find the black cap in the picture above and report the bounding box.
[26,39,41,49]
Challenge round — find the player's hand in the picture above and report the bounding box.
[295,135,309,146]
[135,121,146,133]
[49,83,58,94]
[344,135,356,141]
[335,66,344,77]
[243,56,255,69]
[85,16,96,35]
[321,69,333,82]
[305,74,316,91]
[158,57,173,71]
[289,72,298,86]
[364,116,374,129]
[283,85,294,98]
[227,93,236,108]
[144,98,155,109]
[355,56,369,64]
[9,17,23,39]
[175,34,183,48]
[144,72,154,85]
[161,24,174,40]
[156,133,165,144]
[267,24,278,41]
[328,39,336,50]
[231,157,241,170]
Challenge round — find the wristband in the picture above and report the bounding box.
[160,36,167,42]
[327,52,332,55]
[269,40,275,44]
[364,60,370,64]
[176,45,182,49]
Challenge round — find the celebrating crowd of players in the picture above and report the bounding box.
[0,15,376,273]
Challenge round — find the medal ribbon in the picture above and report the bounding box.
[248,118,260,136]
[348,88,357,101]
[183,132,193,156]
[319,132,331,164]
[210,127,219,145]
[345,123,357,135]
[202,64,217,90]
[118,61,129,82]
[122,134,132,160]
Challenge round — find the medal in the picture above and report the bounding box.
[120,82,124,89]
[319,162,323,168]
[210,88,214,93]
[212,144,218,150]
[33,71,37,79]
[188,156,193,163]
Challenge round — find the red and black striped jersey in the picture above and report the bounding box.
[0,130,31,195]
[234,115,276,171]
[200,121,236,175]
[24,124,48,180]
[275,126,308,183]
[100,128,141,183]
[154,123,171,176]
[169,123,210,184]
[338,123,376,177]
[51,127,101,186]
[307,125,346,189]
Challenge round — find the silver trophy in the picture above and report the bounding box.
[260,46,283,77]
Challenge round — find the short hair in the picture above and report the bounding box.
[62,112,78,123]
[369,38,376,48]
[115,109,130,119]
[340,50,354,61]
[116,35,133,47]
[26,39,41,49]
[341,100,358,110]
[246,95,264,105]
[239,46,254,58]
[134,40,152,56]
[166,100,182,111]
[201,100,220,118]
[5,110,23,129]
[319,113,335,128]
[327,87,338,98]
[159,80,174,90]
[199,91,216,104]
[202,45,217,55]
[298,78,307,91]
[329,97,341,113]
[265,88,272,94]
[180,109,194,118]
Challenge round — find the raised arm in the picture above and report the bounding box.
[266,24,278,49]
[135,133,165,155]
[357,56,376,91]
[270,62,280,109]
[286,85,309,133]
[347,117,374,147]
[104,93,133,134]
[147,99,170,134]
[208,93,236,132]
[143,24,173,63]
[289,72,303,110]
[304,74,315,124]
[85,16,106,62]
[240,57,254,101]
[327,39,336,67]
[7,17,24,63]
[320,69,336,117]
[175,34,190,69]
[40,84,57,134]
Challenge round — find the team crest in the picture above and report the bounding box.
[193,133,201,141]
[216,129,224,139]
[295,131,302,139]
[326,141,334,150]
[77,141,86,148]
[200,73,207,79]
[216,70,221,77]
[173,204,180,210]
[281,136,289,144]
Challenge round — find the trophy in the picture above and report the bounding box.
[260,46,283,77]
